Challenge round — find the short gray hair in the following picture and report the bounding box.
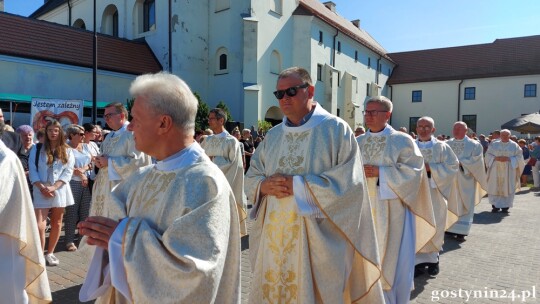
[366,96,393,112]
[500,129,511,136]
[454,121,468,129]
[65,124,84,139]
[209,108,227,124]
[129,72,198,135]
[418,116,435,128]
[278,67,313,86]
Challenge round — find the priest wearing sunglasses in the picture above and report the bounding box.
[245,67,384,303]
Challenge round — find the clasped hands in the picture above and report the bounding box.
[78,216,119,250]
[94,155,109,169]
[494,156,510,162]
[260,174,294,199]
[363,165,380,178]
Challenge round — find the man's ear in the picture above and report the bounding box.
[307,84,315,99]
[158,115,173,134]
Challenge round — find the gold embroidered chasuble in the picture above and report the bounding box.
[416,138,460,253]
[245,105,383,303]
[92,146,241,303]
[485,140,525,201]
[90,129,151,217]
[0,141,51,303]
[446,137,487,214]
[356,126,436,290]
[201,132,248,236]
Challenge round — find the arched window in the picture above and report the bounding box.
[216,47,229,74]
[215,0,230,12]
[270,0,283,14]
[73,19,86,30]
[101,4,119,36]
[270,50,281,74]
[144,0,156,32]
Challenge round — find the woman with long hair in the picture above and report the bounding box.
[29,120,75,266]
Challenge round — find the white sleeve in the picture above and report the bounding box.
[378,167,399,200]
[108,218,132,302]
[79,248,111,302]
[293,176,325,218]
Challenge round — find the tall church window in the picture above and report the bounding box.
[215,0,230,12]
[216,48,229,74]
[73,19,86,30]
[270,0,283,15]
[101,5,119,37]
[144,0,156,32]
[270,50,281,74]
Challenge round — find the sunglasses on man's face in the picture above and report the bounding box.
[273,83,309,99]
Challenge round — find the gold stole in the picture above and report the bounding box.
[260,131,309,303]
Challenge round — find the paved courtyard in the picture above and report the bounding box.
[46,188,540,303]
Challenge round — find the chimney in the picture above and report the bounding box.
[351,19,360,28]
[323,1,336,13]
[0,0,4,12]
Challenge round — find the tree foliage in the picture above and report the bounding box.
[216,101,233,122]
[258,120,273,134]
[194,92,210,131]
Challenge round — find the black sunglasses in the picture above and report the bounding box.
[273,83,309,99]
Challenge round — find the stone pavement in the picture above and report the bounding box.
[46,189,540,303]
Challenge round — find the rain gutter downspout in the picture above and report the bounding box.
[67,0,72,26]
[332,29,339,67]
[457,80,463,121]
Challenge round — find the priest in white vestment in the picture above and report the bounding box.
[0,138,52,303]
[414,117,460,276]
[246,67,384,303]
[446,122,488,241]
[485,129,525,213]
[356,96,436,304]
[78,72,241,303]
[90,102,152,218]
[201,108,247,236]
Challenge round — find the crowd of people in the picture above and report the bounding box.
[0,67,538,303]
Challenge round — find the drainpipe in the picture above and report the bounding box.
[168,0,172,72]
[376,55,381,85]
[67,0,72,26]
[457,80,463,121]
[332,29,338,67]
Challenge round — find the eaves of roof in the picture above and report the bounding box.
[0,12,162,76]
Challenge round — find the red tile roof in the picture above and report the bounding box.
[0,12,162,75]
[387,35,540,85]
[296,0,393,63]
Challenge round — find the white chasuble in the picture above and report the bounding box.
[446,137,487,235]
[416,137,460,253]
[0,141,51,303]
[246,104,383,303]
[356,126,436,290]
[82,143,241,303]
[90,129,151,218]
[201,132,248,236]
[485,140,525,208]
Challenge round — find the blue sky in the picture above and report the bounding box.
[6,0,540,53]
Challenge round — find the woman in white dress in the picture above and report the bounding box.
[29,120,75,266]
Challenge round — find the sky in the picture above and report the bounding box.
[5,0,540,53]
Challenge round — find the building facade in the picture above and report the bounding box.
[32,0,395,129]
[388,36,540,136]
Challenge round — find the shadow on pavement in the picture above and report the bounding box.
[440,234,463,255]
[411,273,435,300]
[472,211,508,225]
[52,284,92,304]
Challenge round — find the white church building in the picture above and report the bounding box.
[30,0,395,129]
